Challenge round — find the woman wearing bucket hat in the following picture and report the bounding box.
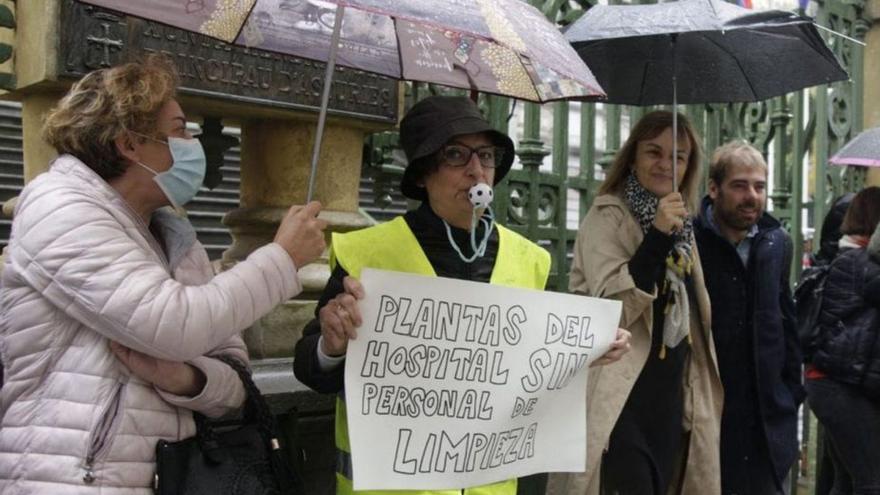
[293,95,631,495]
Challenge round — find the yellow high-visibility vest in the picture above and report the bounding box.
[329,216,551,495]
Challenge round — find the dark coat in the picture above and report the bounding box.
[810,231,880,399]
[694,196,805,486]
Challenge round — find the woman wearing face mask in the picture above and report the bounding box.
[293,96,631,495]
[0,56,327,493]
[547,111,723,495]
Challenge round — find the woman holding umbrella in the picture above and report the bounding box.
[0,56,327,492]
[549,111,722,495]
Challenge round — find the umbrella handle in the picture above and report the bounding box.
[307,3,346,203]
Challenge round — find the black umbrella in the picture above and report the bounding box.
[565,0,848,188]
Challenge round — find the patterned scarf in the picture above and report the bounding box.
[623,173,694,357]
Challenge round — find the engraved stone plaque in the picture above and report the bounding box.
[59,0,398,122]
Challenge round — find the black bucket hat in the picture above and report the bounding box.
[399,96,515,201]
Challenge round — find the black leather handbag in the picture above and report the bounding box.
[153,355,300,495]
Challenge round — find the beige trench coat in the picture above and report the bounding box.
[547,194,723,495]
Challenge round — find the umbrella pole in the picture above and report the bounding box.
[671,34,679,194]
[307,3,346,203]
[673,79,678,194]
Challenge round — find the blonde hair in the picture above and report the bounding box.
[599,111,703,209]
[708,140,767,185]
[43,54,179,180]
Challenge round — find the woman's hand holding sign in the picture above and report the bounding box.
[591,327,632,367]
[320,276,366,357]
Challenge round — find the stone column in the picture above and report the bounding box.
[21,93,59,181]
[222,119,374,359]
[865,0,880,186]
[0,0,61,264]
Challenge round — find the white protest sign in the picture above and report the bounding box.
[344,268,622,491]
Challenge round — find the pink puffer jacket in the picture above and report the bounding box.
[0,155,303,494]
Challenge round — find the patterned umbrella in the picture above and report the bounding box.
[82,0,605,199]
[81,0,604,103]
[829,127,880,167]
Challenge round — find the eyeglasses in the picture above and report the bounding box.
[130,130,201,144]
[440,144,504,169]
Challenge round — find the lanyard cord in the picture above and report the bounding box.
[444,206,495,263]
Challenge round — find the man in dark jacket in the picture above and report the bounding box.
[694,141,805,495]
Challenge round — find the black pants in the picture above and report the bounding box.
[517,473,547,495]
[807,378,880,495]
[599,354,687,494]
[720,419,781,495]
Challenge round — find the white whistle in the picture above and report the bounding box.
[468,183,494,208]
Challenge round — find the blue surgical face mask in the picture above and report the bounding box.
[132,133,206,209]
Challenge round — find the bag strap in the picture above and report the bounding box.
[193,355,278,442]
[192,355,299,493]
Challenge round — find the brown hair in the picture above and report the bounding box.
[599,110,703,209]
[42,54,179,180]
[841,186,880,236]
[709,140,767,185]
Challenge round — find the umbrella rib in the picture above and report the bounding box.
[231,0,260,45]
[513,55,542,102]
[637,61,651,106]
[392,18,406,80]
[701,32,760,101]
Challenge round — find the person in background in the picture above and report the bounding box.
[293,95,631,495]
[802,192,854,495]
[810,193,856,268]
[0,56,326,493]
[694,141,804,495]
[548,111,723,495]
[805,186,880,495]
